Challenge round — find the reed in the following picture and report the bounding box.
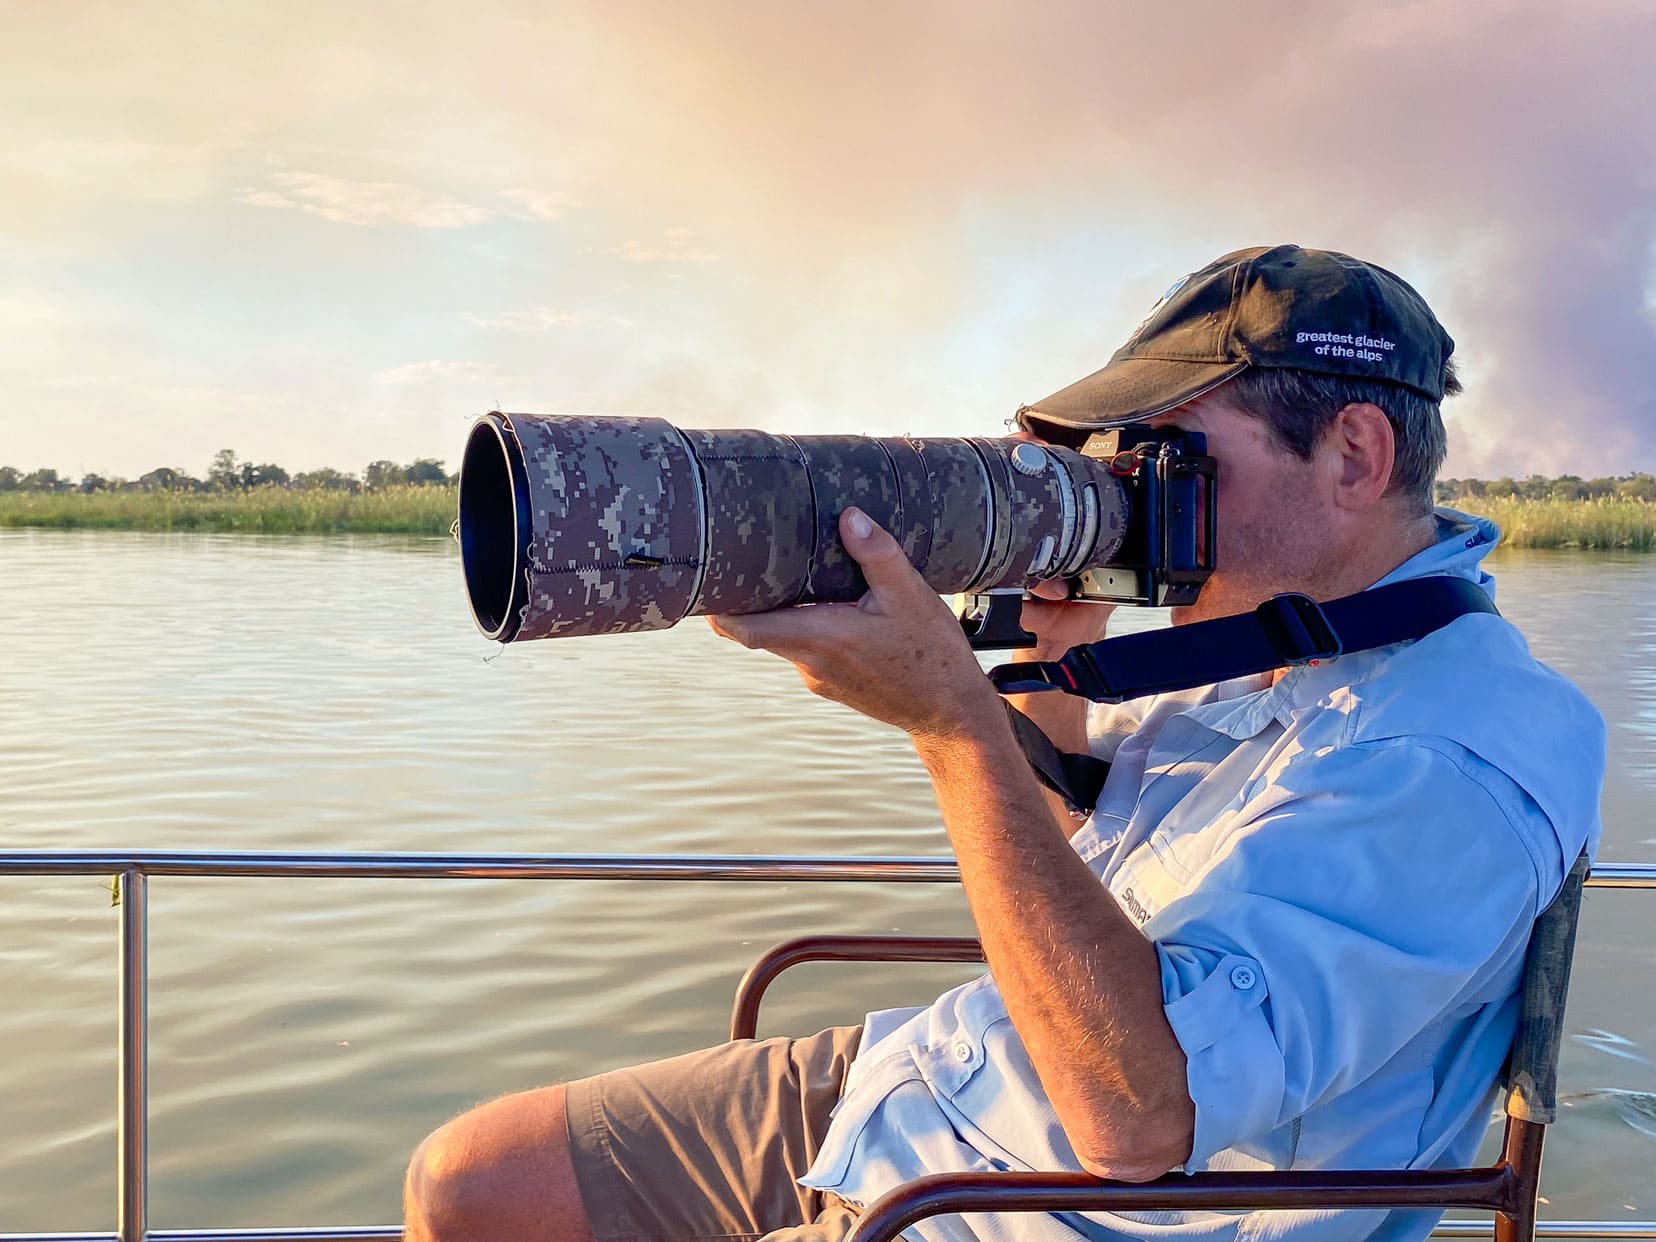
[3,488,1650,550]
[0,486,458,535]
[1447,496,1655,551]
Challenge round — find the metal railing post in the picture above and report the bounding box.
[118,867,148,1242]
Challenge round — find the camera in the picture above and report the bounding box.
[455,414,1215,647]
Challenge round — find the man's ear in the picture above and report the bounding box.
[1327,402,1396,511]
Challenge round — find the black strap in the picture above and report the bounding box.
[991,577,1498,703]
[994,577,1498,815]
[1004,702,1113,818]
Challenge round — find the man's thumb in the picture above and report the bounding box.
[839,507,911,588]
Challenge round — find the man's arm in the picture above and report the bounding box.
[914,721,1195,1180]
[709,508,1194,1181]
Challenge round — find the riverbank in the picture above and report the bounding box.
[1,489,1651,549]
[1457,496,1655,550]
[0,486,457,534]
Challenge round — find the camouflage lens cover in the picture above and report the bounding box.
[506,414,706,641]
[459,414,1130,642]
[680,428,813,615]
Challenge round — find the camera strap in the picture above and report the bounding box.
[994,576,1499,816]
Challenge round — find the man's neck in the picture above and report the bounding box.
[1265,510,1441,685]
[1312,509,1441,601]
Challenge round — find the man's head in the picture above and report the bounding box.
[1017,245,1458,516]
[1019,245,1460,618]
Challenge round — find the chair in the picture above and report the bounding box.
[730,853,1590,1242]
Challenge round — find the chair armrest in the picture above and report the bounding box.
[730,935,984,1041]
[845,1164,1519,1242]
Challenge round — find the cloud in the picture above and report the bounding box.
[234,170,494,228]
[611,1,1656,475]
[5,1,1654,479]
[500,188,579,220]
[375,360,522,385]
[462,308,636,332]
[603,229,718,264]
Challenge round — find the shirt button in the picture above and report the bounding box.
[1229,964,1258,990]
[954,1041,973,1062]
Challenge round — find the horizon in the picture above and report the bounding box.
[6,446,1655,494]
[3,2,1653,482]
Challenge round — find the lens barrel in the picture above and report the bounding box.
[458,413,1130,642]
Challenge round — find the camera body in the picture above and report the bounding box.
[1067,428,1216,608]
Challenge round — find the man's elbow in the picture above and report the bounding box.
[1072,1106,1194,1183]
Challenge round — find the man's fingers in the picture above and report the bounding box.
[704,613,748,645]
[706,603,860,654]
[839,507,923,596]
[1028,578,1072,601]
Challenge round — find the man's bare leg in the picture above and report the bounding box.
[404,1082,597,1242]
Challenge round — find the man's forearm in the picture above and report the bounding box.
[913,719,1194,1181]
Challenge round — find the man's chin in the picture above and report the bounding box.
[1170,587,1262,626]
[1171,597,1230,626]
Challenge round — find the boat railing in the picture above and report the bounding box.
[1,849,1652,1242]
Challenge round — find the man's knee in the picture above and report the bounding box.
[403,1125,463,1239]
[404,1119,505,1241]
[403,1084,592,1242]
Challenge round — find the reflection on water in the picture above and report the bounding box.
[1574,1028,1653,1064]
[0,531,1653,1231]
[1564,1090,1656,1142]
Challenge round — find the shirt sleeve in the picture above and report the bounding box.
[1149,737,1549,1167]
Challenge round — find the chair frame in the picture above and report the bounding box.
[730,855,1589,1242]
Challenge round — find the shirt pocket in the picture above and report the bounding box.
[801,1048,926,1192]
[1108,842,1191,929]
[905,979,1062,1172]
[801,1050,1013,1215]
[1141,731,1274,884]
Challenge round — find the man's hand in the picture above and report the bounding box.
[707,507,1005,741]
[1018,580,1115,663]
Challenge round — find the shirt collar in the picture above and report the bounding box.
[1173,508,1505,739]
[1370,507,1500,601]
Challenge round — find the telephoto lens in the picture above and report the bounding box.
[457,413,1133,643]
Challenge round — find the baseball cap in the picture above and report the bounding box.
[1017,244,1456,435]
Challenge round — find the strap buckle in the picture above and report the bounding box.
[1254,592,1342,665]
[987,664,1064,696]
[987,650,1123,702]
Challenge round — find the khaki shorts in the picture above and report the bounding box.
[564,1025,866,1242]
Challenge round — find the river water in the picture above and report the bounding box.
[0,529,1652,1233]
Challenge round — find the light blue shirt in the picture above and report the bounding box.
[799,510,1606,1242]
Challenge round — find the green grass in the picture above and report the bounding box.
[1446,496,1655,551]
[2,488,1650,551]
[0,486,458,535]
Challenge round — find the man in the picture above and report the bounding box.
[404,245,1604,1242]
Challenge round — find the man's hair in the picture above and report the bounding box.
[1223,361,1460,515]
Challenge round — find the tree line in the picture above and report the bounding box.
[0,450,455,494]
[3,452,1651,503]
[1436,473,1656,502]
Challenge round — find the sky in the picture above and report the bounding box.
[2,0,1653,482]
